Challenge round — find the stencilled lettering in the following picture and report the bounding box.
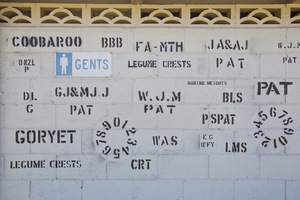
[101,37,123,48]
[202,113,236,125]
[12,36,82,47]
[10,159,81,169]
[257,81,293,95]
[138,91,181,114]
[135,41,183,52]
[15,129,76,144]
[278,41,300,49]
[55,86,109,98]
[216,57,245,69]
[207,39,249,51]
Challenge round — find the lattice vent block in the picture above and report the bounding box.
[237,5,284,25]
[88,5,133,25]
[139,6,183,24]
[0,3,299,26]
[0,4,33,24]
[288,5,300,24]
[37,4,84,24]
[188,6,233,25]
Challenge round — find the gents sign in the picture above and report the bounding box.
[55,52,112,77]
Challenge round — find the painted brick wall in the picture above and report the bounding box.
[0,26,300,200]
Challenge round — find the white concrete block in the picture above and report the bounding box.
[258,105,300,129]
[56,104,107,129]
[235,79,296,104]
[133,130,161,154]
[0,180,30,200]
[0,53,4,78]
[255,79,293,103]
[81,129,96,154]
[234,129,285,155]
[1,53,40,78]
[83,28,134,52]
[83,180,133,200]
[133,180,183,200]
[4,154,56,180]
[158,155,208,179]
[133,130,184,154]
[133,79,183,103]
[80,78,133,103]
[30,129,82,154]
[234,180,285,200]
[134,28,185,54]
[158,105,209,129]
[158,54,208,78]
[31,180,81,200]
[206,30,250,54]
[38,53,55,77]
[232,80,261,104]
[252,129,289,153]
[0,79,31,104]
[285,54,300,78]
[209,54,259,78]
[184,29,211,53]
[205,105,259,129]
[286,80,300,104]
[0,129,30,154]
[261,155,300,179]
[185,80,234,104]
[108,104,158,129]
[50,78,82,104]
[51,78,132,104]
[260,54,286,78]
[113,53,158,78]
[184,180,234,200]
[5,104,56,128]
[286,129,300,154]
[286,29,300,53]
[286,181,300,200]
[56,155,106,179]
[182,130,201,154]
[4,27,84,53]
[0,104,4,128]
[210,155,259,179]
[247,28,286,54]
[30,79,54,104]
[107,155,157,179]
[199,129,234,154]
[0,155,3,178]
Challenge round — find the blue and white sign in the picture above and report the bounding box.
[55,52,112,77]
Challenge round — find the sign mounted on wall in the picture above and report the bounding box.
[55,52,112,77]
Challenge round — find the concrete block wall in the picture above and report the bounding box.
[0,26,300,200]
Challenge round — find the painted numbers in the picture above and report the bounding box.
[253,107,294,149]
[93,117,137,160]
